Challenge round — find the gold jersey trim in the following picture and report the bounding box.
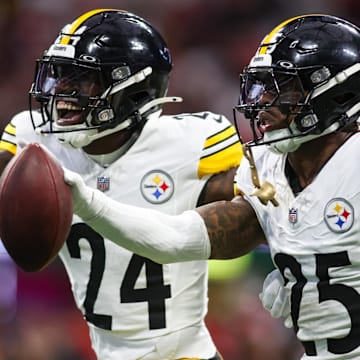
[203,125,236,149]
[198,141,242,179]
[3,123,16,136]
[0,123,17,154]
[0,140,16,155]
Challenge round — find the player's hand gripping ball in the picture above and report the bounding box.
[0,143,73,272]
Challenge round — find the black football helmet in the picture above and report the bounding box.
[235,14,360,153]
[29,9,180,148]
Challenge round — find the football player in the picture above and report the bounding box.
[0,9,241,360]
[61,14,360,359]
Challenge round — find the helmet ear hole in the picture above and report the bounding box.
[129,90,151,103]
[333,92,356,106]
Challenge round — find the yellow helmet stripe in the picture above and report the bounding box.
[60,8,124,45]
[259,14,325,54]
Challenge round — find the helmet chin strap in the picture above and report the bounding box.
[138,96,182,114]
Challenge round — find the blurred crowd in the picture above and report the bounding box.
[1,0,360,359]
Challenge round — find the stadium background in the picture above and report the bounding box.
[0,1,358,359]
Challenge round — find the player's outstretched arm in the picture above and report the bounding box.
[64,168,264,263]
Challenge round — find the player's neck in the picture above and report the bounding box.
[287,132,353,189]
[83,128,138,155]
[83,129,141,167]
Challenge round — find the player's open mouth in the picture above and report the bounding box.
[56,101,84,125]
[258,111,276,133]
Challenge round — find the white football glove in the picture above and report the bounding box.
[63,167,97,219]
[259,269,293,328]
[17,139,29,151]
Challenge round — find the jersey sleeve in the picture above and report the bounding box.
[197,112,242,178]
[0,111,41,155]
[0,120,17,155]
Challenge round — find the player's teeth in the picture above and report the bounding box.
[57,104,81,110]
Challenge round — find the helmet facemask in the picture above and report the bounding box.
[235,64,317,152]
[30,56,163,148]
[29,9,177,149]
[31,57,119,146]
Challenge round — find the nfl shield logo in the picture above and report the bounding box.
[97,176,110,192]
[288,207,298,224]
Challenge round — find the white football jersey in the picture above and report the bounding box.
[235,134,360,359]
[1,110,241,359]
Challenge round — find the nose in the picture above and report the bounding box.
[55,79,78,96]
[258,90,275,106]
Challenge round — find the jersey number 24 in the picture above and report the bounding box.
[66,223,171,330]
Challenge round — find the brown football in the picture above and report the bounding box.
[0,143,73,272]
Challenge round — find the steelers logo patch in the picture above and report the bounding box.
[140,170,174,204]
[324,198,354,233]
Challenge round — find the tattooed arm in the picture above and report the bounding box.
[195,166,264,258]
[197,167,238,205]
[197,197,265,259]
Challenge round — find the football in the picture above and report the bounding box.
[0,143,73,272]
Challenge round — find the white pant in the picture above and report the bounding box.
[89,324,217,360]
